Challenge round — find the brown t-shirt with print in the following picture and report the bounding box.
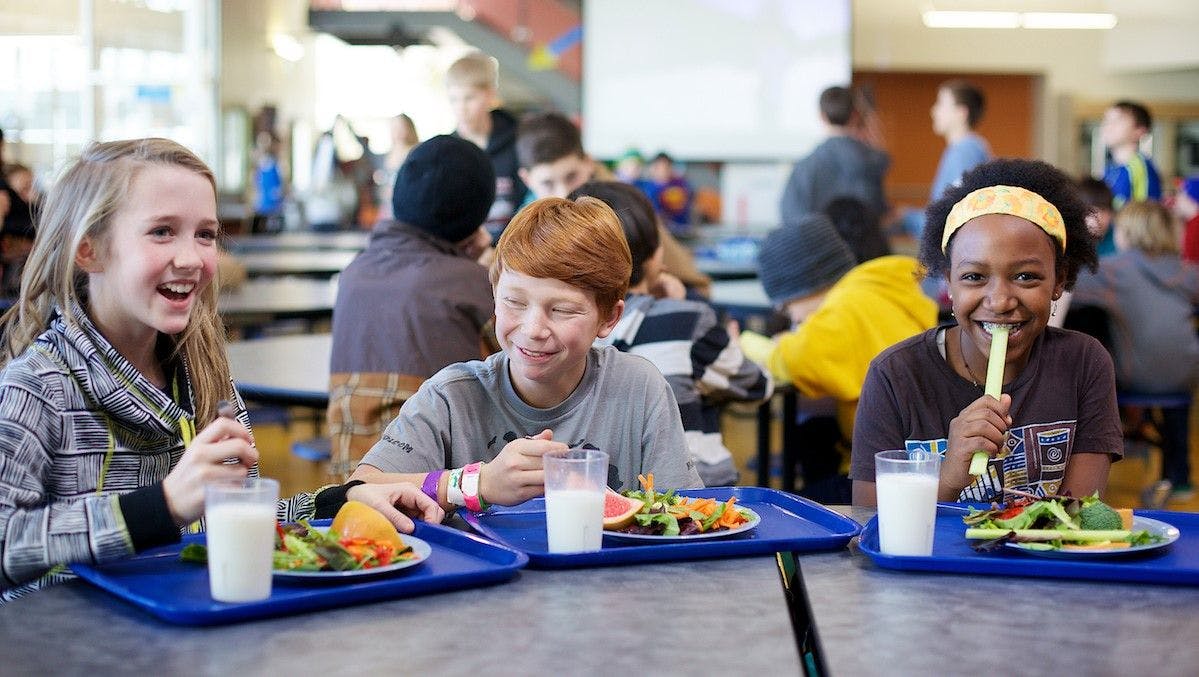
[850,326,1122,502]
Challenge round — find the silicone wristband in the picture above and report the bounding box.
[462,462,485,512]
[446,467,466,507]
[421,469,445,504]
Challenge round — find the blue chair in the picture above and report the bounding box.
[1117,390,1193,508]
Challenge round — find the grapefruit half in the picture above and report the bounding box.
[602,487,644,530]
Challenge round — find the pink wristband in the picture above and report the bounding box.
[421,470,445,503]
[462,462,486,512]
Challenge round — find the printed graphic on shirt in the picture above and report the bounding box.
[906,419,1076,502]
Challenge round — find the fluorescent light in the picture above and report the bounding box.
[922,11,1020,29]
[922,10,1118,30]
[1021,12,1117,30]
[272,34,305,63]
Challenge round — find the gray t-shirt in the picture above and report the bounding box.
[361,346,703,491]
[850,327,1122,502]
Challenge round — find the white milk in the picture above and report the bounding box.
[206,502,276,602]
[876,473,939,556]
[545,489,604,553]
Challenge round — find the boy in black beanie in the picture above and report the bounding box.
[328,135,497,479]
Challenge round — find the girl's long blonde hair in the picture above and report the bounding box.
[1115,200,1180,257]
[0,138,231,427]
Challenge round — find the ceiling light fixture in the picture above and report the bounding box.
[922,10,1118,30]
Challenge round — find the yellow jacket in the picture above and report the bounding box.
[767,255,937,435]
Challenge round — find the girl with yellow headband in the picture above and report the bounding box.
[849,158,1120,505]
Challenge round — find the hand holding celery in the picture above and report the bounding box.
[969,325,1008,476]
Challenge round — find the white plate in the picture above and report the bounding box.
[602,506,761,542]
[1003,516,1180,559]
[273,529,431,580]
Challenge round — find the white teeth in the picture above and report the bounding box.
[160,282,194,294]
[982,322,1017,334]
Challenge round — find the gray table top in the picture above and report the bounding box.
[801,507,1199,676]
[0,555,799,675]
[218,277,339,319]
[226,231,369,253]
[227,333,331,407]
[237,251,358,277]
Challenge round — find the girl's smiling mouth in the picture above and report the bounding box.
[157,281,196,302]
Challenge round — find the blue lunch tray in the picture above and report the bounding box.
[858,506,1199,585]
[71,519,528,626]
[460,486,860,569]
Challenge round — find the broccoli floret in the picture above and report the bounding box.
[1078,500,1123,530]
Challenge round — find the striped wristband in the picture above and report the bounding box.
[461,462,488,512]
[421,469,445,503]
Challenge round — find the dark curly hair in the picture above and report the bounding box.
[919,158,1097,289]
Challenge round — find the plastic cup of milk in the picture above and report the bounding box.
[543,449,609,553]
[875,450,941,557]
[205,477,279,602]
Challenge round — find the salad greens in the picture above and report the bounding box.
[963,492,1161,551]
[616,473,751,537]
[179,521,415,571]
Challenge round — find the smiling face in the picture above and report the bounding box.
[946,213,1066,379]
[494,269,622,408]
[519,153,593,199]
[78,164,218,365]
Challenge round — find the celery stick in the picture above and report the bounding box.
[969,325,1008,475]
[965,528,1131,542]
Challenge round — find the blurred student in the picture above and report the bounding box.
[929,81,991,202]
[741,215,936,502]
[1099,100,1161,255]
[1051,177,1118,328]
[823,196,891,264]
[329,136,496,479]
[572,181,772,486]
[642,152,693,235]
[351,197,703,509]
[1173,176,1199,264]
[375,113,420,222]
[0,130,35,297]
[515,112,712,298]
[851,159,1118,506]
[250,131,284,234]
[1072,200,1199,501]
[615,148,648,186]
[447,51,526,241]
[0,139,442,602]
[780,86,889,227]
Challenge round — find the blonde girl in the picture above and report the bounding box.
[0,139,440,603]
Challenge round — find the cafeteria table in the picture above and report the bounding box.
[793,507,1199,676]
[237,250,358,278]
[0,551,802,673]
[225,231,369,253]
[226,333,330,408]
[218,277,338,330]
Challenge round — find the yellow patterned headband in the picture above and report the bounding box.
[941,185,1067,254]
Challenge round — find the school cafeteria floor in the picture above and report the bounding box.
[250,399,1199,513]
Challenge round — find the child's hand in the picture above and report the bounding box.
[478,429,568,506]
[944,393,1012,492]
[650,272,686,300]
[346,482,445,533]
[162,417,257,527]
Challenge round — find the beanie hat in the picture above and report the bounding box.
[392,135,496,243]
[757,214,856,307]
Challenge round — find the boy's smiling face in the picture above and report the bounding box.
[494,269,623,408]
